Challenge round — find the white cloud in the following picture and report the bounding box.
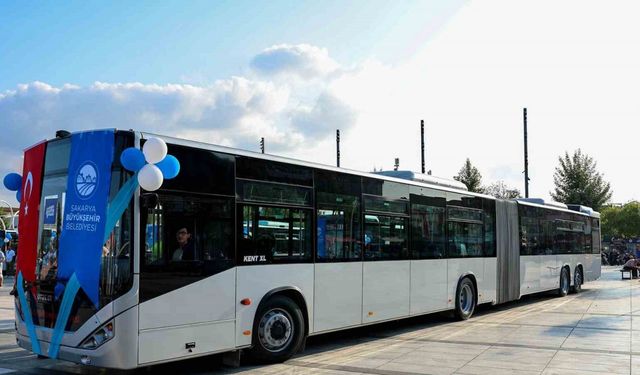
[290,92,357,137]
[2,4,639,207]
[251,44,340,79]
[0,56,357,202]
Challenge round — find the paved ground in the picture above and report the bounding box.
[0,267,637,374]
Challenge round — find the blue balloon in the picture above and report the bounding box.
[5,232,11,240]
[120,148,146,173]
[16,190,21,203]
[3,173,22,191]
[156,155,180,179]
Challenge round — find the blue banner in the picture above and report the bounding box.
[43,196,58,225]
[57,130,114,308]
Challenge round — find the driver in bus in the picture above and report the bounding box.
[172,227,195,261]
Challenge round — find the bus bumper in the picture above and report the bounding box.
[15,306,139,370]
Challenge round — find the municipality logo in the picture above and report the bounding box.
[75,162,99,199]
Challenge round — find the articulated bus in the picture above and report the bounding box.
[13,129,601,369]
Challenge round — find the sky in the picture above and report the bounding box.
[1,0,638,206]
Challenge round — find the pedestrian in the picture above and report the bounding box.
[0,249,5,287]
[5,248,15,276]
[622,256,640,279]
[601,252,609,266]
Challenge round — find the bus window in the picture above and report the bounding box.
[161,145,235,196]
[483,199,497,257]
[315,170,362,261]
[238,205,312,264]
[447,206,484,258]
[236,156,313,186]
[592,218,601,254]
[410,201,445,259]
[364,214,408,260]
[316,192,361,261]
[140,195,234,302]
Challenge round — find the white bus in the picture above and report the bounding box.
[13,129,601,369]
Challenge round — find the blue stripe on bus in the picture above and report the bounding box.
[17,272,41,355]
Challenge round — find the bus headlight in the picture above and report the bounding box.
[80,321,114,350]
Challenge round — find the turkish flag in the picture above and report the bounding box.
[16,142,46,283]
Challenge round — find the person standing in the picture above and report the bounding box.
[5,248,15,276]
[0,249,5,287]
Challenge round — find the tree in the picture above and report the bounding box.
[550,149,612,211]
[454,158,483,193]
[601,201,640,238]
[484,180,521,199]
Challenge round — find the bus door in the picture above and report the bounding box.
[137,193,237,364]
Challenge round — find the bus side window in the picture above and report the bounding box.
[315,170,362,262]
[364,214,408,260]
[447,206,484,258]
[316,193,362,261]
[410,201,445,259]
[140,195,235,302]
[238,204,312,264]
[144,204,165,266]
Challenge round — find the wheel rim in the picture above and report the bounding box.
[459,284,474,314]
[575,270,582,290]
[562,271,569,294]
[258,308,294,352]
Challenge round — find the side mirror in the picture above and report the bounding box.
[141,193,159,209]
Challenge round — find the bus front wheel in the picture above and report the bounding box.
[455,277,476,320]
[249,295,305,363]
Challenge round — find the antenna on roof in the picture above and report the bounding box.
[260,137,265,154]
[336,129,340,167]
[523,108,530,198]
[421,120,426,174]
[394,158,400,171]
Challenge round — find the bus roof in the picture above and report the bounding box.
[516,198,600,218]
[137,130,498,201]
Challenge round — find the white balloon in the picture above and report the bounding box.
[143,137,168,164]
[138,164,164,191]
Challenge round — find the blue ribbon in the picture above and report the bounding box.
[17,272,41,355]
[48,273,80,359]
[104,174,137,243]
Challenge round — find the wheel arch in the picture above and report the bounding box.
[457,272,479,301]
[255,286,310,338]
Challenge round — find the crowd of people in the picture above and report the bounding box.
[602,248,635,266]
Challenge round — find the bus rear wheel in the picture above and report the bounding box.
[558,267,570,297]
[573,267,583,293]
[455,277,476,320]
[249,295,305,363]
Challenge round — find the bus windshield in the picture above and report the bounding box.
[27,131,134,331]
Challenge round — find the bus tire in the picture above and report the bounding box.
[455,277,476,320]
[558,267,570,297]
[573,267,583,293]
[249,295,305,363]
